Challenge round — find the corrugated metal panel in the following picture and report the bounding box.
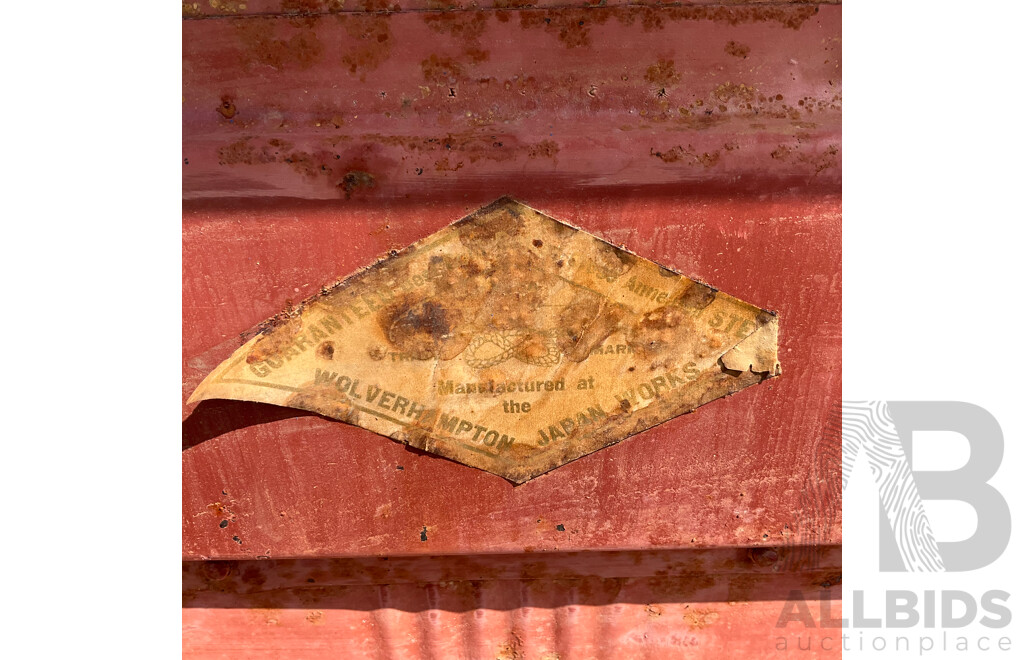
[184,547,841,658]
[182,3,841,202]
[183,195,841,559]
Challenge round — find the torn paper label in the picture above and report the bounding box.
[189,197,781,483]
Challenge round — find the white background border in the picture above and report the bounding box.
[844,0,1022,656]
[2,0,1021,656]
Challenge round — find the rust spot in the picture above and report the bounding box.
[435,156,464,172]
[317,341,335,360]
[651,145,721,168]
[713,82,758,105]
[496,631,525,660]
[352,132,557,165]
[771,143,839,177]
[368,345,387,361]
[684,607,720,629]
[644,59,680,87]
[724,40,750,58]
[217,137,388,197]
[421,54,465,86]
[208,501,239,531]
[338,13,393,81]
[423,10,490,59]
[285,150,341,178]
[281,0,346,15]
[218,138,278,166]
[338,170,376,199]
[527,139,559,160]
[610,5,820,31]
[208,0,246,13]
[519,10,612,49]
[235,18,324,71]
[532,239,543,248]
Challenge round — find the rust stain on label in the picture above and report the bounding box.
[189,198,780,482]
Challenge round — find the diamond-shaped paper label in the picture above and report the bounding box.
[189,198,780,483]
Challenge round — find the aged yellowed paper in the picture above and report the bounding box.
[190,198,780,482]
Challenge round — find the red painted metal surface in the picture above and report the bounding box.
[183,2,841,656]
[182,2,840,202]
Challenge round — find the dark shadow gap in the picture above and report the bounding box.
[184,544,841,610]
